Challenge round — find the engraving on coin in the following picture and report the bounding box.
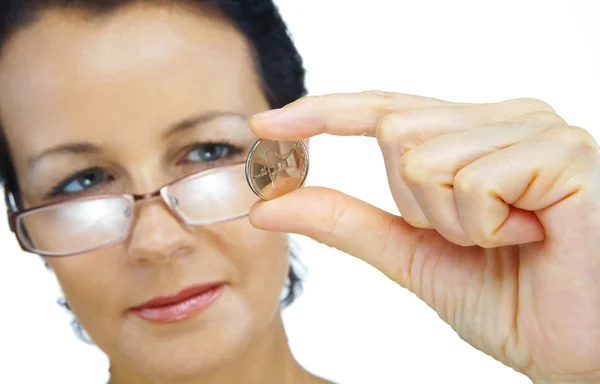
[246,139,309,200]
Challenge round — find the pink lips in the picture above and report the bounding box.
[129,282,225,323]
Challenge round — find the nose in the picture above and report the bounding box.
[126,199,196,264]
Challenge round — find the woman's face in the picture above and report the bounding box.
[0,3,290,380]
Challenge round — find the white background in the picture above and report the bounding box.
[1,1,599,383]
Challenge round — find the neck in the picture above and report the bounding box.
[108,313,313,384]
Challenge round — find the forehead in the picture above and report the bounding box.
[0,3,266,166]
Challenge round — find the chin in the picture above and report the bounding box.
[108,296,262,382]
[117,316,256,381]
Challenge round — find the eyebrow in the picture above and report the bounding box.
[27,142,101,170]
[162,111,248,139]
[27,111,248,169]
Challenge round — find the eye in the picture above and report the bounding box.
[50,168,111,197]
[185,142,241,163]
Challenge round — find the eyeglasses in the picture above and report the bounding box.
[6,139,310,257]
[7,162,258,257]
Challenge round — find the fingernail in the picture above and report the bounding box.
[253,108,282,120]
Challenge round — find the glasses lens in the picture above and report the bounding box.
[17,196,132,256]
[164,163,258,225]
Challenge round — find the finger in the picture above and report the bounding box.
[247,182,538,327]
[250,91,466,140]
[248,186,427,289]
[454,125,600,247]
[376,102,559,156]
[250,91,554,140]
[399,111,566,246]
[376,105,562,230]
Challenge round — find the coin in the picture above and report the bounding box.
[245,139,309,200]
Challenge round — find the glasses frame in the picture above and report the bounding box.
[6,161,252,257]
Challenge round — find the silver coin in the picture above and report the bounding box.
[245,139,309,200]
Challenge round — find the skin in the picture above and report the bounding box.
[2,3,598,384]
[0,4,330,384]
[250,92,600,384]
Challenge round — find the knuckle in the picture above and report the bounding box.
[376,111,416,152]
[453,167,482,195]
[362,89,398,101]
[401,212,432,229]
[439,231,475,247]
[433,223,480,247]
[322,193,350,246]
[398,151,431,185]
[463,224,499,248]
[569,126,600,149]
[472,238,498,249]
[375,112,401,143]
[390,226,427,292]
[546,125,599,151]
[516,110,567,127]
[513,97,556,113]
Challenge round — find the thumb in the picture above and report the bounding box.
[248,186,429,290]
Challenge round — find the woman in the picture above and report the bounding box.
[1,1,599,384]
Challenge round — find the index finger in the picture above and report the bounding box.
[249,91,470,140]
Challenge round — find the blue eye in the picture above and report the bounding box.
[185,143,240,163]
[53,168,109,195]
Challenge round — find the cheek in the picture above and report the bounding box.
[45,218,291,363]
[214,219,290,311]
[47,252,125,348]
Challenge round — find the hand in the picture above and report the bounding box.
[248,91,600,384]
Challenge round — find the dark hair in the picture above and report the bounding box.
[0,0,307,339]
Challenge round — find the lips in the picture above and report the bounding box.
[129,282,225,324]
